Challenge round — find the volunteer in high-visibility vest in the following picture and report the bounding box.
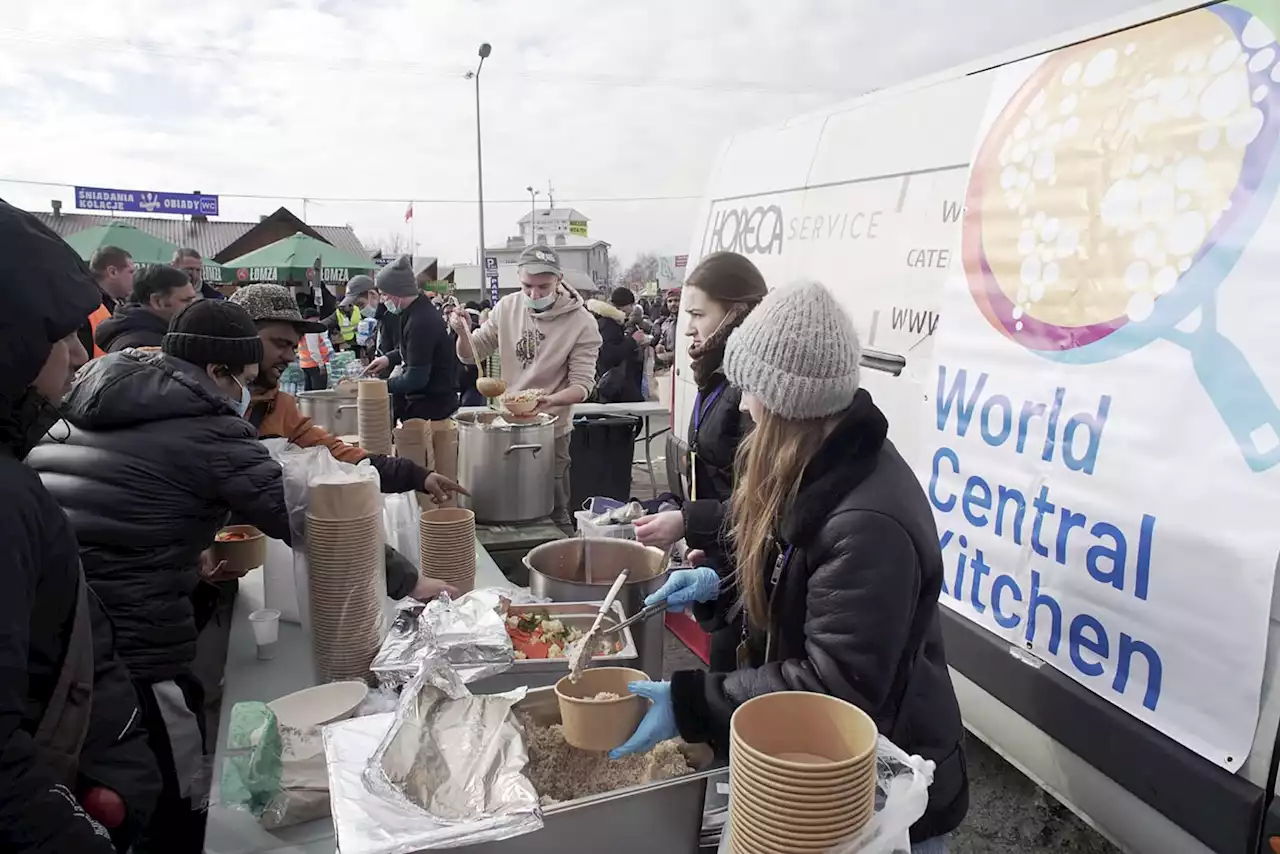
[298,310,332,391]
[78,246,135,359]
[324,274,375,356]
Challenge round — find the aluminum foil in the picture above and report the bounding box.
[324,658,541,854]
[371,588,545,687]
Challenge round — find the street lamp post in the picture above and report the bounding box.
[467,43,493,300]
[526,185,540,244]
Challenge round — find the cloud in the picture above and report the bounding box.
[0,0,1154,264]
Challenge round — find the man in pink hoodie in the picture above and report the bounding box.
[450,244,601,526]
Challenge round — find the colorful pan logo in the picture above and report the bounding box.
[963,3,1280,472]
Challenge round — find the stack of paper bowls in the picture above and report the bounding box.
[356,379,393,455]
[305,478,384,682]
[728,692,877,853]
[418,507,476,593]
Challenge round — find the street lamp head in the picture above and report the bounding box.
[478,43,492,59]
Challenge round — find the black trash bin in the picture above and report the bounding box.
[569,413,642,517]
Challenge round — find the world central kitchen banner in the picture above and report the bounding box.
[919,3,1280,770]
[75,186,219,216]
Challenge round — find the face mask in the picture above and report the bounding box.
[361,305,377,319]
[384,300,403,315]
[223,372,251,417]
[525,293,556,312]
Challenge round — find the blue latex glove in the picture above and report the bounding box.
[609,681,676,759]
[644,567,720,612]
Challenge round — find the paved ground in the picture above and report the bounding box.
[637,407,1117,853]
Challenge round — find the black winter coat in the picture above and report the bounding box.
[27,352,292,683]
[0,455,161,853]
[672,391,968,842]
[385,297,459,421]
[93,303,168,353]
[682,375,745,557]
[588,300,643,404]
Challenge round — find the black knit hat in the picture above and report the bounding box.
[162,299,263,368]
[610,286,636,308]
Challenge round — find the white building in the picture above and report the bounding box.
[517,207,590,245]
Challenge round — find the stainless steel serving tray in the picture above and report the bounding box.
[469,601,639,695]
[461,687,726,854]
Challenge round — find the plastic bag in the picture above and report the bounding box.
[384,491,421,568]
[717,735,934,854]
[219,701,333,830]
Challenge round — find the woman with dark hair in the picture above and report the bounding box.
[632,251,767,670]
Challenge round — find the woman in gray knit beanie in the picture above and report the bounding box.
[613,279,969,848]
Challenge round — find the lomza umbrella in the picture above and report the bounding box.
[222,233,374,286]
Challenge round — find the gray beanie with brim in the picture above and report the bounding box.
[375,255,418,297]
[723,279,861,420]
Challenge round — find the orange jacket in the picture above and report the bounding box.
[86,303,111,358]
[251,387,367,464]
[298,332,332,370]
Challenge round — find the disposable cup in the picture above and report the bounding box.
[249,609,281,660]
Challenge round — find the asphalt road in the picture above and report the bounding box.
[639,408,1118,853]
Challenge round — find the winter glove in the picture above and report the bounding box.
[644,567,720,612]
[609,681,677,759]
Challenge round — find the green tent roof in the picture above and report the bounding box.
[62,221,228,283]
[222,233,374,285]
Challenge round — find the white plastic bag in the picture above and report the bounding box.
[383,491,421,569]
[717,735,934,854]
[267,441,383,633]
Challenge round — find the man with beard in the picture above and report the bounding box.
[0,201,160,852]
[230,285,466,601]
[95,265,199,353]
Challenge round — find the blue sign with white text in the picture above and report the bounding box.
[74,186,220,217]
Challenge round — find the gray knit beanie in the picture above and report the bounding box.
[375,255,417,297]
[723,280,861,420]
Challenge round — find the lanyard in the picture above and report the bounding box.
[693,381,727,433]
[689,382,726,500]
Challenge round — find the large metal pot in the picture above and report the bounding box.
[456,411,556,523]
[524,538,670,680]
[297,388,359,436]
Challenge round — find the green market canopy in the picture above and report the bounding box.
[222,233,375,285]
[62,221,227,283]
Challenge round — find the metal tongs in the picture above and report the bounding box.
[606,600,670,635]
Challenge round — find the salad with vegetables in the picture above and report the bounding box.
[504,611,624,661]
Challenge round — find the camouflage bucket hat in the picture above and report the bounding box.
[230,284,326,332]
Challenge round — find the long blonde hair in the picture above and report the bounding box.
[730,407,835,629]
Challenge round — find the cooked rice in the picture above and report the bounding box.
[591,692,621,701]
[520,718,692,803]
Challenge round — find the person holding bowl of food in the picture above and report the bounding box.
[449,244,601,529]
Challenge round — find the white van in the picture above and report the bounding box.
[667,2,1280,851]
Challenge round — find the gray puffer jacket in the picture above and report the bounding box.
[27,351,292,683]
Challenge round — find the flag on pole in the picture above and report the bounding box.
[404,202,414,222]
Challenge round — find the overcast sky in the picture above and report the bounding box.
[0,0,1158,265]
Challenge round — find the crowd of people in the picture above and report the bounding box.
[2,192,967,854]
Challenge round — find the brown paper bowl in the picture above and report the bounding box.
[729,777,873,827]
[357,379,388,399]
[554,667,647,752]
[212,525,267,573]
[731,767,873,805]
[730,801,863,851]
[731,732,875,784]
[501,396,539,415]
[730,692,877,770]
[420,507,475,528]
